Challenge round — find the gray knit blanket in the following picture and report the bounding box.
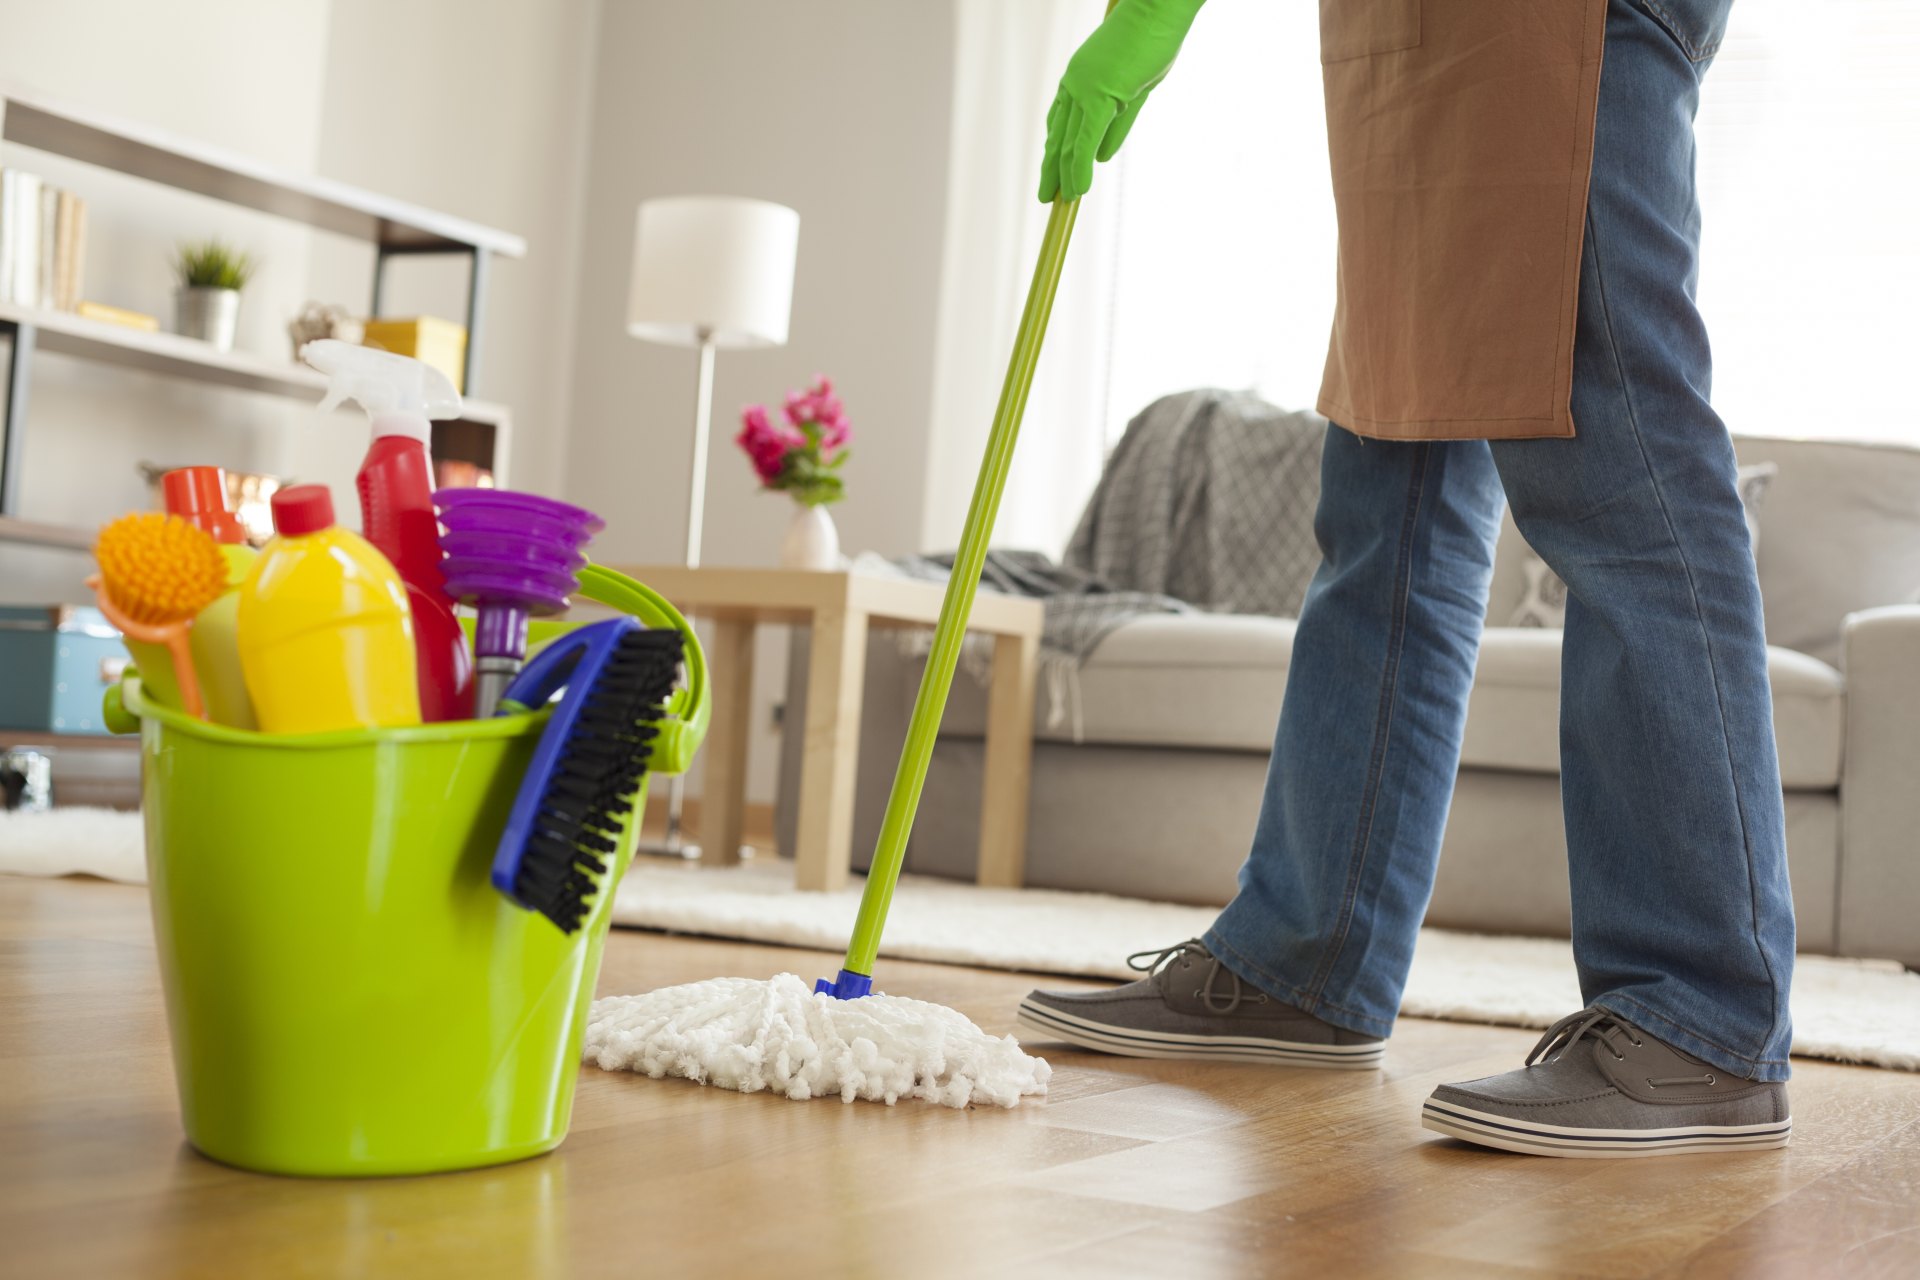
[875,389,1329,732]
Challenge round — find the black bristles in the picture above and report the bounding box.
[512,627,685,933]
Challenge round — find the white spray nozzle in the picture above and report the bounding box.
[300,338,463,421]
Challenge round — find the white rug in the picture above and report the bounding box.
[6,807,1916,1071]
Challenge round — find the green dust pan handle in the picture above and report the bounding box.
[817,195,1083,998]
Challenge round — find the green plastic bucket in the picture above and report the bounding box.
[109,565,707,1177]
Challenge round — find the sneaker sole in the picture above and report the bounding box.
[1015,997,1385,1069]
[1421,1098,1792,1158]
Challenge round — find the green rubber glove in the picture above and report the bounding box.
[1038,0,1207,204]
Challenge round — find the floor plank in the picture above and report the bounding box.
[1,874,1916,1279]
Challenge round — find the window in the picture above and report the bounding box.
[1075,0,1920,483]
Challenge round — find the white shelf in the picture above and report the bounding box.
[0,85,525,257]
[0,514,91,550]
[0,83,522,553]
[0,301,509,426]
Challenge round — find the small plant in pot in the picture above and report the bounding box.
[172,239,257,352]
[736,376,851,570]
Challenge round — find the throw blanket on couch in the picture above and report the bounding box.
[1068,389,1328,619]
[861,549,1190,737]
[870,390,1330,736]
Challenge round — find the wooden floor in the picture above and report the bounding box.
[3,875,1917,1279]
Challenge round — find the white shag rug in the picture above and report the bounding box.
[6,807,1917,1072]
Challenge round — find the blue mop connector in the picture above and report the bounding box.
[815,969,873,1000]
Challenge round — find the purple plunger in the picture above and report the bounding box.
[433,489,605,716]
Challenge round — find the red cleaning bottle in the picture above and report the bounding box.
[299,339,474,721]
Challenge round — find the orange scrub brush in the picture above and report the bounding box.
[90,512,230,720]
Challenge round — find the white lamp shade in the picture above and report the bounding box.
[626,195,800,350]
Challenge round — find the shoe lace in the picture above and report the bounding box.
[1126,939,1267,1014]
[1526,1007,1716,1088]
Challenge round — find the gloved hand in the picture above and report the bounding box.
[1038,0,1207,203]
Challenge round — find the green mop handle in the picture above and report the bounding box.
[834,195,1083,983]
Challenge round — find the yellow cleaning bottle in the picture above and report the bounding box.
[238,484,421,734]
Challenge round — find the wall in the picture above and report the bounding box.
[563,0,957,805]
[0,0,333,602]
[301,0,600,499]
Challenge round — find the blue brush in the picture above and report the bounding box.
[491,616,684,933]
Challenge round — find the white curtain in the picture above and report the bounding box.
[922,0,1111,556]
[1694,0,1920,443]
[929,0,1920,559]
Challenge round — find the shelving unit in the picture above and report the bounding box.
[0,84,526,551]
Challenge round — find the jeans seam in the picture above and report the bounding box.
[1640,0,1723,62]
[1597,994,1790,1073]
[1584,211,1785,1063]
[1205,931,1395,1038]
[1301,443,1432,1005]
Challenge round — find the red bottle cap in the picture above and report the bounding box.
[161,466,248,544]
[271,485,336,537]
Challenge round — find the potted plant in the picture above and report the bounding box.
[735,376,851,570]
[172,239,257,351]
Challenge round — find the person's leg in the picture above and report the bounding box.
[1019,425,1503,1061]
[1485,0,1794,1082]
[1202,426,1506,1040]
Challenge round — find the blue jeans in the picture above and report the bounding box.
[1207,0,1795,1082]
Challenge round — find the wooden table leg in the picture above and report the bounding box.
[793,607,869,892]
[977,628,1038,887]
[696,617,755,868]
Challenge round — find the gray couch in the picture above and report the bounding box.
[777,433,1920,966]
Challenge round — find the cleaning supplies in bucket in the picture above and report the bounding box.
[105,563,709,1176]
[238,484,421,733]
[89,512,230,720]
[435,488,604,717]
[301,339,474,722]
[490,616,685,932]
[160,466,258,729]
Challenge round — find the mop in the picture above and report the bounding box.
[585,23,1107,1111]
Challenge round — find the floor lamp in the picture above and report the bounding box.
[627,195,800,858]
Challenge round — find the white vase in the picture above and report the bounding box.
[780,503,840,570]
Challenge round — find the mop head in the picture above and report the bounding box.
[584,974,1051,1108]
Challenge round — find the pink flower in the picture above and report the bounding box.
[735,403,801,485]
[783,376,852,450]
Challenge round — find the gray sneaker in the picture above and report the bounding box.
[1016,940,1386,1069]
[1422,1007,1792,1158]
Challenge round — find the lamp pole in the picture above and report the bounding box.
[683,328,715,569]
[649,326,716,858]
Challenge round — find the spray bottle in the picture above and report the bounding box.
[300,339,474,721]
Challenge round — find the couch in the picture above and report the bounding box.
[775,433,1920,966]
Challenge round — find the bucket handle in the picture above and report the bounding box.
[574,561,709,776]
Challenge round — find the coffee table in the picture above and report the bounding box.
[609,566,1044,892]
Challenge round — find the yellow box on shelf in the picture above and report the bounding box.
[76,300,159,331]
[362,315,467,394]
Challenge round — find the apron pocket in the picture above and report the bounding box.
[1320,0,1422,63]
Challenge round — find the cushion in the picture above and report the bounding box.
[1461,627,1845,789]
[1506,462,1777,628]
[935,613,1294,752]
[1732,435,1920,667]
[936,615,1842,789]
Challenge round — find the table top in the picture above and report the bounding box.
[607,564,1044,635]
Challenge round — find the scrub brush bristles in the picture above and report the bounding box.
[499,624,686,934]
[94,512,228,626]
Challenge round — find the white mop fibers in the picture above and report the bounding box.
[584,974,1051,1108]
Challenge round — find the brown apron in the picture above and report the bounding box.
[1316,0,1609,441]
